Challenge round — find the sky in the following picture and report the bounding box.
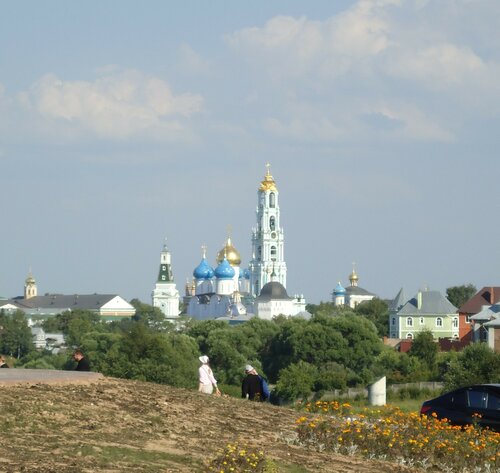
[1,0,500,305]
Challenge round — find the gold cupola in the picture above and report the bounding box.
[216,236,241,266]
[259,163,277,192]
[349,264,359,287]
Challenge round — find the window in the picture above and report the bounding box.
[452,317,458,328]
[270,246,277,261]
[406,317,413,327]
[436,317,443,327]
[466,315,471,323]
[269,193,276,208]
[407,333,413,339]
[391,317,396,325]
[270,216,275,230]
[467,390,487,409]
[420,317,424,325]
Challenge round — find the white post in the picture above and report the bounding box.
[368,376,386,406]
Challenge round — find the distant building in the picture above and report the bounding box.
[389,288,458,340]
[458,287,500,343]
[332,266,376,308]
[0,271,135,322]
[254,273,307,319]
[151,239,180,319]
[31,326,66,351]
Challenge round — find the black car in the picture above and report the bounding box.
[420,384,500,432]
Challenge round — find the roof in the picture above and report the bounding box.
[257,281,292,301]
[398,290,458,316]
[15,294,125,311]
[459,287,500,314]
[345,286,375,297]
[484,317,500,327]
[470,304,500,322]
[389,288,406,312]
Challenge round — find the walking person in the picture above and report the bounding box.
[242,364,265,401]
[198,355,220,396]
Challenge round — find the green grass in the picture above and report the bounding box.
[78,445,202,470]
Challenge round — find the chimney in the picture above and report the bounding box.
[491,287,495,305]
[417,290,422,310]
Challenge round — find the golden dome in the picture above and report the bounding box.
[259,164,277,192]
[25,273,36,285]
[216,237,241,266]
[349,270,358,281]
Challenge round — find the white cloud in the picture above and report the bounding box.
[18,70,203,139]
[176,43,211,75]
[226,0,500,143]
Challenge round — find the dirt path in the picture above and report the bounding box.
[0,377,422,472]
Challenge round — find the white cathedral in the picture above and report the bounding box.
[181,165,306,321]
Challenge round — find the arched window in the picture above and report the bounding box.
[258,246,262,257]
[270,216,275,230]
[407,333,413,339]
[269,193,276,208]
[270,246,277,261]
[452,317,458,328]
[406,317,413,327]
[420,317,424,325]
[391,317,396,325]
[436,317,443,327]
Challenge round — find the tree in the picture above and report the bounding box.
[130,299,173,331]
[354,298,389,337]
[0,310,34,358]
[409,330,438,373]
[443,343,500,390]
[275,361,318,401]
[446,284,477,309]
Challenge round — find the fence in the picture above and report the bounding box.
[321,381,443,400]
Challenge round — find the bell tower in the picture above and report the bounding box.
[152,239,180,318]
[249,164,287,297]
[24,270,37,300]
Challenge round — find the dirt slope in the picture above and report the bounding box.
[0,377,421,472]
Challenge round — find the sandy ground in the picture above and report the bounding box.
[0,374,422,472]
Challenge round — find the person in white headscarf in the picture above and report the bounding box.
[198,355,220,396]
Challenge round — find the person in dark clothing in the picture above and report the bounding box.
[241,364,263,401]
[73,350,90,371]
[0,356,9,368]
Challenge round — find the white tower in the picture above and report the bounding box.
[24,270,37,300]
[152,239,180,318]
[249,164,287,297]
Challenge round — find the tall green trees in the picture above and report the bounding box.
[444,343,500,390]
[0,310,34,358]
[446,284,476,309]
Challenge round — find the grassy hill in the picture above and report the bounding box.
[0,377,419,472]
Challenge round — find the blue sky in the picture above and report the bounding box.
[1,0,500,305]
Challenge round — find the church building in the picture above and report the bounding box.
[332,266,376,308]
[151,239,180,319]
[185,165,306,321]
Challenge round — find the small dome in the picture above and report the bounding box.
[333,282,346,295]
[259,165,278,192]
[349,269,359,283]
[25,275,36,285]
[243,268,251,280]
[216,237,241,266]
[193,258,214,280]
[215,258,235,279]
[259,281,290,300]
